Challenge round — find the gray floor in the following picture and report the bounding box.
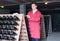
[47,32,60,41]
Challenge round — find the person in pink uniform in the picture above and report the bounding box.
[26,2,42,41]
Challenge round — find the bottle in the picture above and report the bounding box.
[10,25,17,30]
[9,31,17,35]
[11,21,15,25]
[2,30,7,35]
[4,36,8,40]
[3,35,9,40]
[0,30,2,34]
[1,35,4,39]
[0,16,2,20]
[9,16,13,20]
[2,30,10,35]
[4,30,17,35]
[11,21,18,25]
[6,25,11,30]
[0,25,2,29]
[0,21,3,25]
[7,30,10,35]
[13,15,19,20]
[3,20,8,25]
[3,16,6,20]
[8,36,16,40]
[6,16,9,20]
[7,21,11,25]
[2,25,7,30]
[0,35,2,39]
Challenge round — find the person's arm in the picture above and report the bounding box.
[28,12,42,22]
[26,11,31,18]
[26,15,30,18]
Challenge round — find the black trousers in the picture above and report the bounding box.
[30,38,40,41]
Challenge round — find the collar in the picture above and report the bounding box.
[32,9,37,14]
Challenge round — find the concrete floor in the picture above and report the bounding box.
[47,32,60,41]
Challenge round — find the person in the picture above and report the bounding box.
[26,2,42,41]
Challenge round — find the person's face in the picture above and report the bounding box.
[31,4,37,10]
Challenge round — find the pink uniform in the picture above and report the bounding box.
[27,10,42,38]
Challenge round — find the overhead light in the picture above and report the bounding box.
[45,2,48,5]
[0,6,4,8]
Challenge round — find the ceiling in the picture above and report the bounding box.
[0,0,60,6]
[0,0,60,14]
[0,0,60,10]
[0,0,19,6]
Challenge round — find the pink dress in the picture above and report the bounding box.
[27,10,42,38]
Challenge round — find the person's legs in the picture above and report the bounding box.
[31,38,40,41]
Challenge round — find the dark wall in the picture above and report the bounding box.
[41,10,60,32]
[0,8,10,14]
[52,12,60,32]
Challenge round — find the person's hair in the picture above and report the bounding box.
[31,2,37,5]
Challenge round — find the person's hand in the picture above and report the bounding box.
[26,15,30,18]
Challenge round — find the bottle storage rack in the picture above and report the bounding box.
[0,14,29,41]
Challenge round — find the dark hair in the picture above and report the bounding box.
[31,2,37,5]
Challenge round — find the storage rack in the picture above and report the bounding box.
[0,14,29,41]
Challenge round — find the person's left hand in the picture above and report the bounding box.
[26,15,30,18]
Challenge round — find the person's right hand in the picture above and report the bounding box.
[26,15,30,18]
